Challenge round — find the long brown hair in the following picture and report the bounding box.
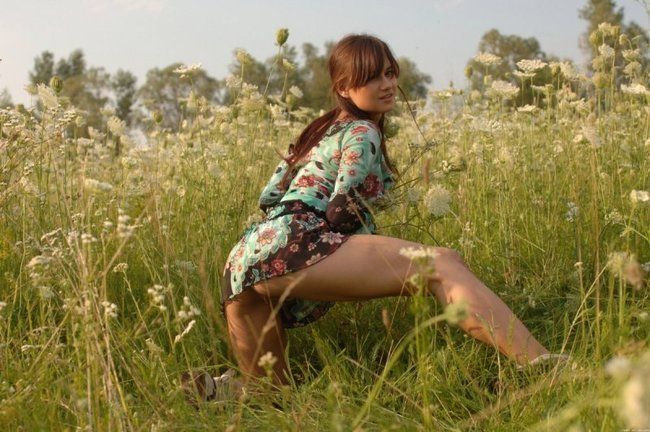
[279,34,403,190]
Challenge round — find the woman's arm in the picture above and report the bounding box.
[325,122,382,233]
[258,158,296,213]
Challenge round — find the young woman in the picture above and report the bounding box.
[183,34,568,402]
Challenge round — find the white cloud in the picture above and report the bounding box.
[87,0,166,13]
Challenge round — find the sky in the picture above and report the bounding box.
[1,0,648,106]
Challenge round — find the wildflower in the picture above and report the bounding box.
[597,22,619,37]
[605,356,631,378]
[177,296,200,321]
[407,187,421,204]
[281,58,295,72]
[559,62,578,80]
[516,59,547,73]
[630,190,649,204]
[621,83,649,96]
[147,284,167,311]
[598,44,615,59]
[399,246,439,261]
[621,372,649,429]
[258,351,278,371]
[112,263,128,273]
[49,76,63,94]
[565,202,579,222]
[605,209,624,225]
[81,233,97,244]
[225,74,242,89]
[444,300,468,325]
[622,49,640,62]
[580,125,601,148]
[607,251,646,290]
[173,63,202,75]
[473,52,501,66]
[235,49,253,66]
[117,208,136,239]
[288,86,303,98]
[101,301,118,319]
[83,178,114,193]
[275,28,289,46]
[423,185,452,217]
[107,116,126,136]
[513,70,536,80]
[623,61,642,77]
[173,320,196,344]
[37,84,59,110]
[488,80,519,100]
[517,104,537,113]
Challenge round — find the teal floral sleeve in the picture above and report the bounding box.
[258,158,298,213]
[325,122,384,233]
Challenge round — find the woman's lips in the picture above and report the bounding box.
[380,94,394,100]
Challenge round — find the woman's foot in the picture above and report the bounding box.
[181,368,245,407]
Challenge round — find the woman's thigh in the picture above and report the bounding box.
[252,234,453,302]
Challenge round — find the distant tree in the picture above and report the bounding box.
[0,88,12,108]
[396,56,432,100]
[112,69,138,125]
[298,41,335,110]
[138,63,221,130]
[29,51,55,85]
[29,49,111,128]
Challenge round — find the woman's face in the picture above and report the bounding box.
[340,53,398,122]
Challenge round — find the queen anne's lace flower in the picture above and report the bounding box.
[473,52,501,66]
[516,59,547,73]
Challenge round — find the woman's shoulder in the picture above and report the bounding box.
[340,119,382,141]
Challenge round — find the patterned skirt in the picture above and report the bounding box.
[221,199,352,328]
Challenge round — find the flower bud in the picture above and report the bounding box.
[49,76,63,94]
[275,28,289,47]
[464,65,473,79]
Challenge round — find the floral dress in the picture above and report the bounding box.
[221,118,395,328]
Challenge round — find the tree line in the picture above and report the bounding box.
[0,0,647,132]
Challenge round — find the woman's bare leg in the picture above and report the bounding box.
[227,234,550,383]
[224,289,289,385]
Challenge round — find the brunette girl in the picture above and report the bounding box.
[183,33,568,402]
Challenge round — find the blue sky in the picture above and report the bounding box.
[1,0,648,105]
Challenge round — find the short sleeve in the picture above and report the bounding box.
[325,122,381,233]
[258,158,296,213]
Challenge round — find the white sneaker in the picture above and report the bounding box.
[181,368,245,405]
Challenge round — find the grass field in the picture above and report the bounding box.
[0,29,648,431]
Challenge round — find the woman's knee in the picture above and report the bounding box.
[433,247,464,264]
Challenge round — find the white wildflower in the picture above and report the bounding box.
[80,233,97,244]
[444,300,469,325]
[598,44,615,59]
[605,356,631,378]
[630,190,649,204]
[258,351,278,370]
[517,104,538,113]
[235,49,253,66]
[399,246,439,261]
[147,284,167,311]
[598,22,618,37]
[288,86,303,98]
[282,58,295,72]
[36,84,59,110]
[112,263,128,273]
[622,49,640,62]
[559,62,578,80]
[516,59,547,73]
[423,185,452,217]
[488,80,519,100]
[117,208,136,239]
[107,116,126,136]
[473,52,502,66]
[581,125,601,148]
[407,187,421,204]
[623,61,642,77]
[621,83,649,96]
[101,301,118,319]
[621,372,649,429]
[83,178,114,193]
[177,296,200,322]
[513,70,536,80]
[173,63,202,75]
[224,74,242,89]
[565,202,579,222]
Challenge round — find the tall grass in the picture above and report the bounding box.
[0,25,648,430]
